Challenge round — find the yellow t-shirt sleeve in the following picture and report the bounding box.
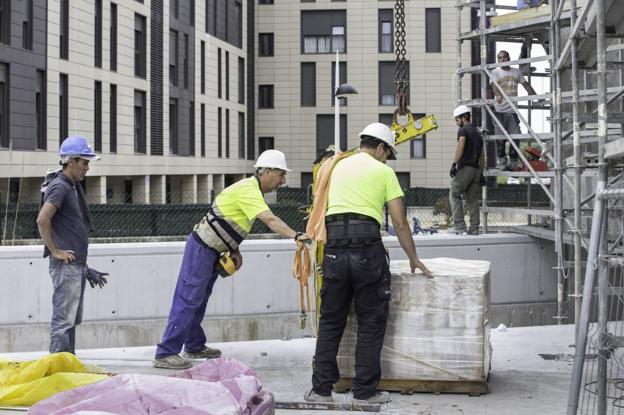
[238,185,270,221]
[385,169,405,202]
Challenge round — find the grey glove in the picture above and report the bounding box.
[87,267,109,289]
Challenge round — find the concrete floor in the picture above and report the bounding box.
[0,324,575,414]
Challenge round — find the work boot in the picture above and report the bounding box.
[507,159,518,171]
[352,391,391,404]
[495,158,507,170]
[152,354,193,369]
[303,389,333,403]
[182,345,222,359]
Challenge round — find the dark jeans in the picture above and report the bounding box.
[311,239,391,400]
[494,112,521,160]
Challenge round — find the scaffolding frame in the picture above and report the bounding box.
[457,1,624,413]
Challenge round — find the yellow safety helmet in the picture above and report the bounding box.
[217,252,238,278]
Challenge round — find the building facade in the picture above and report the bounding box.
[0,0,469,204]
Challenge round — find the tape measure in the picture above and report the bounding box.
[217,253,238,278]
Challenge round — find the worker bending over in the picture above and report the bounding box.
[154,150,308,369]
[305,123,433,405]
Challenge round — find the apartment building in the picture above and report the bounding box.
[0,0,468,204]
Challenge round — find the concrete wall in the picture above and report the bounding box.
[0,233,557,352]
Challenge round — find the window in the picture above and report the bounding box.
[425,8,441,53]
[217,107,222,157]
[200,103,205,156]
[59,73,68,144]
[316,114,346,153]
[259,85,274,109]
[95,0,102,67]
[35,70,46,150]
[23,0,33,50]
[395,173,410,190]
[410,137,426,159]
[205,0,216,35]
[189,101,195,156]
[258,0,273,4]
[60,0,69,58]
[171,0,178,19]
[379,9,393,53]
[300,62,316,107]
[233,0,242,48]
[169,30,178,86]
[183,34,189,88]
[0,63,9,148]
[134,90,146,153]
[94,81,102,152]
[301,10,346,54]
[190,0,195,26]
[169,98,178,154]
[238,57,245,104]
[379,61,409,105]
[225,108,230,158]
[0,0,10,45]
[331,61,347,106]
[200,41,205,94]
[217,48,221,98]
[110,84,117,153]
[259,136,274,153]
[134,14,147,78]
[110,3,117,71]
[238,112,245,159]
[225,51,229,100]
[259,33,274,57]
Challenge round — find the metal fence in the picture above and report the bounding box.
[0,185,551,245]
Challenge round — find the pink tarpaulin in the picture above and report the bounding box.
[29,357,274,415]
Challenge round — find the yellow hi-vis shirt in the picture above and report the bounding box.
[326,152,404,225]
[193,176,270,252]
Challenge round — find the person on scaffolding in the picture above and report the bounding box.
[304,123,433,405]
[153,150,309,370]
[490,49,539,171]
[449,105,485,236]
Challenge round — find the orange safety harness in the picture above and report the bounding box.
[292,240,312,329]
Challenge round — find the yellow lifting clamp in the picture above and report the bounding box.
[391,110,439,146]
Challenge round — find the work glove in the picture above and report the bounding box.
[87,267,109,289]
[449,163,458,178]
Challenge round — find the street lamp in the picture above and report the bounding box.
[333,52,358,154]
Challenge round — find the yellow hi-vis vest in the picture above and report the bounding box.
[193,176,270,252]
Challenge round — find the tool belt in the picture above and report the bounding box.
[325,213,381,246]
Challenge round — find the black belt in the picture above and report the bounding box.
[326,213,377,224]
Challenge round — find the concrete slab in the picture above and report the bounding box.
[0,324,574,414]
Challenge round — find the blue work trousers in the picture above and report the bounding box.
[156,233,220,358]
[49,259,87,354]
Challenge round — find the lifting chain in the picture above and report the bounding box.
[394,0,409,116]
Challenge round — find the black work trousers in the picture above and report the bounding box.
[311,238,391,400]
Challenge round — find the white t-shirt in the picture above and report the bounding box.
[491,67,526,113]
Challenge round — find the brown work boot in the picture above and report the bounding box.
[152,354,193,369]
[181,345,222,359]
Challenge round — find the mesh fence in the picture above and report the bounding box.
[0,185,551,244]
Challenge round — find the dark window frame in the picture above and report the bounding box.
[238,111,245,159]
[331,61,347,106]
[189,101,195,156]
[94,81,102,152]
[183,33,189,89]
[134,90,146,154]
[22,0,33,50]
[35,70,46,150]
[200,103,205,156]
[94,0,102,67]
[134,13,147,78]
[379,9,393,53]
[259,136,274,153]
[200,41,205,94]
[0,63,9,148]
[425,8,441,53]
[225,108,230,158]
[258,85,274,109]
[110,84,117,153]
[238,57,245,104]
[217,48,222,98]
[225,51,229,100]
[110,3,118,71]
[169,30,178,86]
[59,73,69,145]
[169,98,178,154]
[60,0,69,59]
[300,62,316,107]
[258,33,274,57]
[217,106,222,157]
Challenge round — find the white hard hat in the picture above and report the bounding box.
[359,122,397,160]
[453,105,471,118]
[254,149,291,171]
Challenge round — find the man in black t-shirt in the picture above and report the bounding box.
[449,106,484,235]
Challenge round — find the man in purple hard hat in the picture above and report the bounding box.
[37,136,108,354]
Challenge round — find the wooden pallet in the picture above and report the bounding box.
[334,378,489,397]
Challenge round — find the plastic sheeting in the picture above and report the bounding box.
[29,357,273,415]
[338,258,491,382]
[0,352,107,406]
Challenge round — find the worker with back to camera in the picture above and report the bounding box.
[449,105,485,236]
[153,149,309,369]
[37,136,109,354]
[304,122,433,405]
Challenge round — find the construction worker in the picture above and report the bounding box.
[305,123,433,405]
[450,105,485,235]
[153,150,309,369]
[36,136,108,354]
[490,50,538,171]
